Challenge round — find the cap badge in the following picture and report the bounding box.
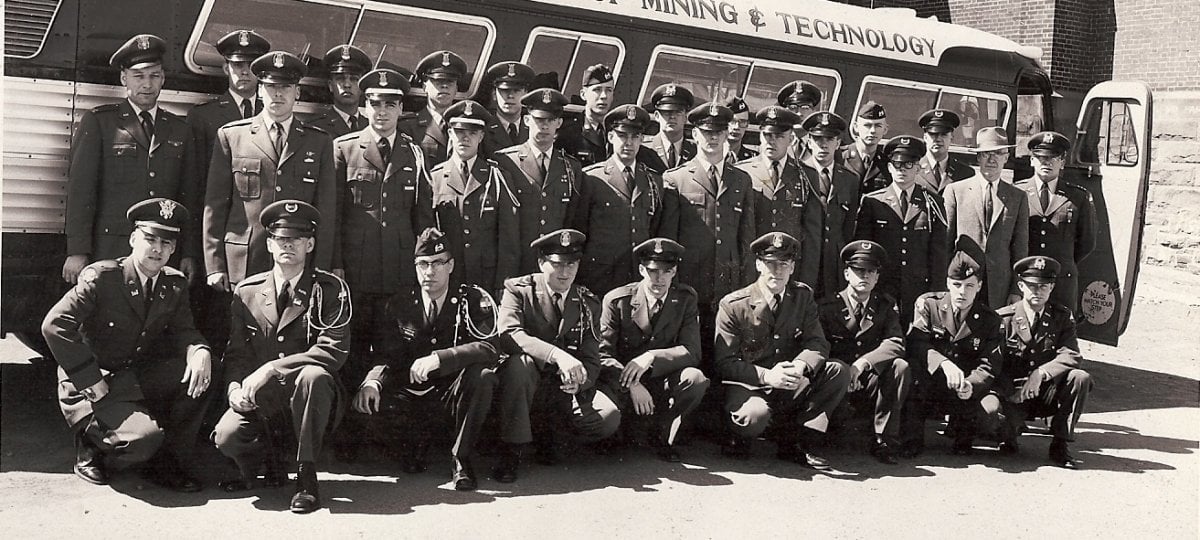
[379,71,389,87]
[507,63,516,77]
[238,31,250,47]
[653,239,664,253]
[559,231,571,246]
[1043,132,1054,144]
[900,137,910,145]
[709,103,718,116]
[441,52,451,66]
[542,89,552,104]
[158,199,176,219]
[137,35,150,50]
[340,46,351,61]
[435,242,444,252]
[772,233,784,248]
[861,241,871,250]
[626,106,637,120]
[285,202,299,213]
[934,110,944,118]
[1033,257,1046,270]
[273,52,285,68]
[663,84,676,97]
[964,267,975,277]
[821,113,830,125]
[464,101,474,115]
[767,107,778,119]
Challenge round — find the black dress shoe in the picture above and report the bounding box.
[777,444,832,470]
[491,445,520,483]
[951,440,975,456]
[998,440,1020,456]
[143,457,203,493]
[290,462,321,514]
[1048,440,1081,469]
[218,478,253,493]
[73,433,108,485]
[721,436,751,460]
[869,441,899,465]
[452,458,477,491]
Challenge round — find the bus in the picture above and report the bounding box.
[2,0,1152,350]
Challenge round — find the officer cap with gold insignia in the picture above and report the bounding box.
[605,104,653,135]
[1028,131,1072,158]
[414,227,451,257]
[532,229,587,263]
[919,109,961,134]
[127,198,189,240]
[215,30,270,62]
[634,238,684,269]
[415,50,468,82]
[946,250,983,280]
[649,83,695,112]
[724,95,749,115]
[1014,255,1060,284]
[443,100,494,130]
[777,80,822,108]
[971,126,1016,153]
[883,135,927,162]
[801,111,847,138]
[260,199,320,238]
[754,106,802,134]
[688,102,734,131]
[856,100,887,120]
[251,51,306,84]
[323,44,371,76]
[360,68,410,98]
[581,64,615,87]
[841,240,887,270]
[486,61,535,90]
[521,88,569,119]
[110,34,167,70]
[752,232,801,262]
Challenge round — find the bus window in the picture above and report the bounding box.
[744,64,839,114]
[1015,94,1046,157]
[1077,100,1140,167]
[858,79,938,136]
[938,92,1008,147]
[354,5,495,96]
[857,76,1011,151]
[187,0,358,78]
[642,50,747,106]
[522,28,624,98]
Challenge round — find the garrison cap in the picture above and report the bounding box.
[856,100,887,120]
[581,64,615,87]
[801,111,847,137]
[688,102,734,131]
[883,135,927,161]
[919,109,960,134]
[443,100,494,130]
[323,45,371,76]
[605,104,653,134]
[634,238,684,269]
[533,229,586,263]
[110,34,166,70]
[252,51,306,84]
[486,61,535,90]
[971,126,1016,153]
[1014,255,1060,284]
[127,198,188,240]
[754,106,802,134]
[521,88,569,119]
[414,227,451,258]
[841,240,887,270]
[649,83,695,112]
[777,80,822,108]
[260,200,320,238]
[215,30,270,62]
[416,50,468,82]
[724,95,749,115]
[1028,131,1072,157]
[946,250,983,280]
[752,232,801,262]
[360,68,410,98]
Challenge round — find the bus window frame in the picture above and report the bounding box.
[854,75,1013,152]
[636,45,842,117]
[520,26,626,95]
[3,0,66,60]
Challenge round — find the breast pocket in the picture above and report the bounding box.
[683,191,706,207]
[348,167,381,209]
[110,142,139,159]
[233,157,262,200]
[160,139,185,160]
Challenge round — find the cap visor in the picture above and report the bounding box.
[847,260,881,270]
[426,73,458,81]
[125,60,163,70]
[610,124,644,135]
[527,109,559,119]
[757,253,796,262]
[890,152,922,161]
[268,227,314,238]
[761,126,793,134]
[257,75,298,85]
[1032,149,1063,157]
[543,253,582,263]
[696,124,729,132]
[640,259,677,270]
[924,126,953,134]
[136,224,180,240]
[655,104,686,112]
[224,53,258,62]
[1020,276,1056,284]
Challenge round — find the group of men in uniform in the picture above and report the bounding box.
[44,31,1099,513]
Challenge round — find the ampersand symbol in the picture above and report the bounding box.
[749,8,766,31]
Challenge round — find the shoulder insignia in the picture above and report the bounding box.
[333,132,358,144]
[79,260,118,285]
[160,266,185,278]
[92,103,121,114]
[996,305,1018,317]
[791,281,814,292]
[221,118,254,129]
[582,162,605,173]
[303,124,328,135]
[237,271,272,288]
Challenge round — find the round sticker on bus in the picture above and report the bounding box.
[1080,280,1116,325]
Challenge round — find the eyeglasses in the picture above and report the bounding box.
[415,259,452,271]
[889,160,918,170]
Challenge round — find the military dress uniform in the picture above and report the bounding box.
[302,45,372,139]
[188,30,270,185]
[204,52,337,284]
[557,64,615,166]
[778,80,822,159]
[915,109,975,194]
[481,61,535,154]
[723,95,757,165]
[798,112,862,299]
[410,50,470,165]
[838,101,891,194]
[643,83,697,174]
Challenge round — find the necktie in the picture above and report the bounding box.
[272,122,285,159]
[1040,182,1051,213]
[552,292,564,320]
[508,123,518,141]
[461,161,470,184]
[379,137,391,166]
[667,144,677,168]
[426,299,438,327]
[538,154,548,186]
[854,302,865,327]
[649,297,663,320]
[143,277,154,311]
[984,181,995,225]
[708,165,719,193]
[140,111,155,142]
[623,167,635,198]
[768,160,781,190]
[899,189,909,215]
[277,281,291,312]
[821,168,832,198]
[241,99,253,120]
[933,163,943,189]
[348,114,358,132]
[771,293,782,316]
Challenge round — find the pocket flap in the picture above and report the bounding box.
[233,157,261,174]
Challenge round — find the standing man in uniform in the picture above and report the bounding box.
[333,68,435,385]
[64,34,202,283]
[916,109,974,193]
[799,111,861,299]
[818,241,909,464]
[492,229,622,483]
[714,232,848,466]
[304,45,372,139]
[996,256,1092,468]
[724,96,756,164]
[855,136,948,325]
[493,89,585,274]
[777,80,822,159]
[204,51,337,292]
[558,64,617,167]
[188,30,271,186]
[738,106,814,277]
[411,50,469,165]
[482,61,535,153]
[840,100,891,194]
[213,200,351,513]
[1016,132,1097,312]
[43,198,212,491]
[943,126,1029,309]
[597,239,708,462]
[643,83,696,174]
[428,100,521,294]
[573,104,664,295]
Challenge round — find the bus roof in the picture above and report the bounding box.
[527,0,1040,68]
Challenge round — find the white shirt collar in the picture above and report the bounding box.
[1038,177,1058,193]
[451,155,477,177]
[128,100,159,121]
[272,267,302,299]
[640,281,669,305]
[261,112,293,133]
[372,128,396,149]
[132,263,158,290]
[697,153,724,178]
[891,182,914,200]
[421,289,449,314]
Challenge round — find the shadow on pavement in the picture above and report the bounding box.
[1084,359,1199,413]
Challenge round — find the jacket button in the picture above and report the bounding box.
[275,186,282,191]
[148,190,156,196]
[277,336,285,342]
[278,353,286,359]
[148,171,156,178]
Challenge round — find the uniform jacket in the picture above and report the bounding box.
[907,292,1004,396]
[68,101,201,259]
[493,142,586,274]
[714,281,829,386]
[817,289,905,372]
[188,92,251,190]
[1016,178,1097,309]
[497,273,603,388]
[739,154,817,259]
[303,108,366,140]
[916,154,974,194]
[484,115,528,157]
[839,142,891,194]
[855,185,949,313]
[334,128,434,293]
[643,134,696,174]
[943,175,1030,308]
[598,281,700,377]
[42,258,206,426]
[557,116,607,166]
[203,114,337,283]
[412,106,449,166]
[659,158,756,306]
[799,158,862,297]
[429,157,520,292]
[574,157,665,295]
[996,300,1082,395]
[725,143,758,165]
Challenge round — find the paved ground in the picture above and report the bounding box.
[1,265,1196,539]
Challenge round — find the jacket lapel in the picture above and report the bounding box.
[257,274,280,328]
[279,273,311,330]
[121,259,148,321]
[249,117,278,164]
[117,102,151,149]
[361,133,387,173]
[750,285,773,327]
[858,294,878,335]
[279,123,301,167]
[1046,186,1070,215]
[630,287,651,335]
[1012,301,1035,344]
[558,287,582,339]
[535,274,559,331]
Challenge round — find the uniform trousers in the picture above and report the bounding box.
[343,292,391,387]
[724,360,850,440]
[1001,368,1092,442]
[497,354,621,446]
[599,365,710,446]
[899,369,1002,449]
[832,357,911,442]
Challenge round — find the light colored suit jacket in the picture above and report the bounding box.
[943,173,1029,309]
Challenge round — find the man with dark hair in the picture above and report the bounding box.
[799,111,861,299]
[482,61,535,152]
[724,95,756,163]
[304,45,372,138]
[643,83,696,173]
[558,64,618,167]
